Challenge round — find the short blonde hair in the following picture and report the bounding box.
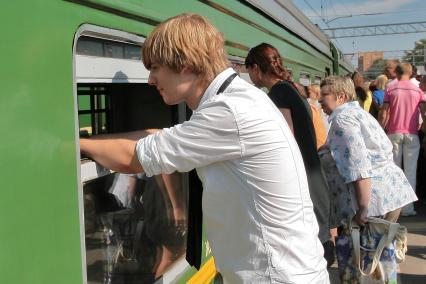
[375,74,388,90]
[320,76,357,102]
[396,62,412,76]
[308,84,320,99]
[309,83,320,93]
[142,13,229,83]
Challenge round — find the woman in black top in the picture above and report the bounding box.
[245,43,335,265]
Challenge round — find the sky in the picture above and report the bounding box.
[291,0,426,65]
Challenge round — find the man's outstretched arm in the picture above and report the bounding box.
[80,129,159,173]
[378,103,390,129]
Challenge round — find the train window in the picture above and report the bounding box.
[314,76,322,84]
[229,55,252,83]
[74,25,189,284]
[77,36,142,60]
[78,86,109,136]
[299,72,311,86]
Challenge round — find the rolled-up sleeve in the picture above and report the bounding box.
[328,116,373,183]
[136,102,242,177]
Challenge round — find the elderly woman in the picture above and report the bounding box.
[320,75,416,223]
[319,76,417,282]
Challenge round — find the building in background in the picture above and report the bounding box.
[358,51,384,72]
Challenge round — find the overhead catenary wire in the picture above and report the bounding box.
[301,0,342,48]
[308,8,426,18]
[301,0,346,52]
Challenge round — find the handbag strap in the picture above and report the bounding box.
[351,217,400,276]
[352,225,384,276]
[368,217,400,240]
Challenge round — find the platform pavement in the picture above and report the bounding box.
[397,202,426,283]
[328,202,426,284]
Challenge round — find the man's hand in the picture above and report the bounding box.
[378,103,390,129]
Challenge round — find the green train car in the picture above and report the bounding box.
[0,1,353,284]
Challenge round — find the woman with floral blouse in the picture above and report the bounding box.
[320,75,416,224]
[319,75,417,283]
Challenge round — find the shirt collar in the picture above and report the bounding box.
[328,101,359,123]
[195,68,236,111]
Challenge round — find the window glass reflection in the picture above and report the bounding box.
[76,36,142,61]
[84,172,188,284]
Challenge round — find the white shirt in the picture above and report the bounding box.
[136,68,328,283]
[410,77,420,87]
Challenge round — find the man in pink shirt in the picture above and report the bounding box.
[384,59,399,83]
[379,63,426,216]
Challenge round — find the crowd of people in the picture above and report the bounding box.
[80,13,425,284]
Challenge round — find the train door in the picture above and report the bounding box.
[73,25,190,284]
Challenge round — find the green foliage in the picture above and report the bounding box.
[402,39,426,65]
[363,58,386,80]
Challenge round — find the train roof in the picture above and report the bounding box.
[244,0,332,57]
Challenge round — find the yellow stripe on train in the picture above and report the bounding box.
[187,257,217,284]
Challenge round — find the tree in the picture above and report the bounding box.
[363,58,386,80]
[402,39,426,66]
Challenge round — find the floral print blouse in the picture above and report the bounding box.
[327,101,417,217]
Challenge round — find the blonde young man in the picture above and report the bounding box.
[81,14,329,283]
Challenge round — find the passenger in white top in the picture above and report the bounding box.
[410,64,420,87]
[80,14,329,283]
